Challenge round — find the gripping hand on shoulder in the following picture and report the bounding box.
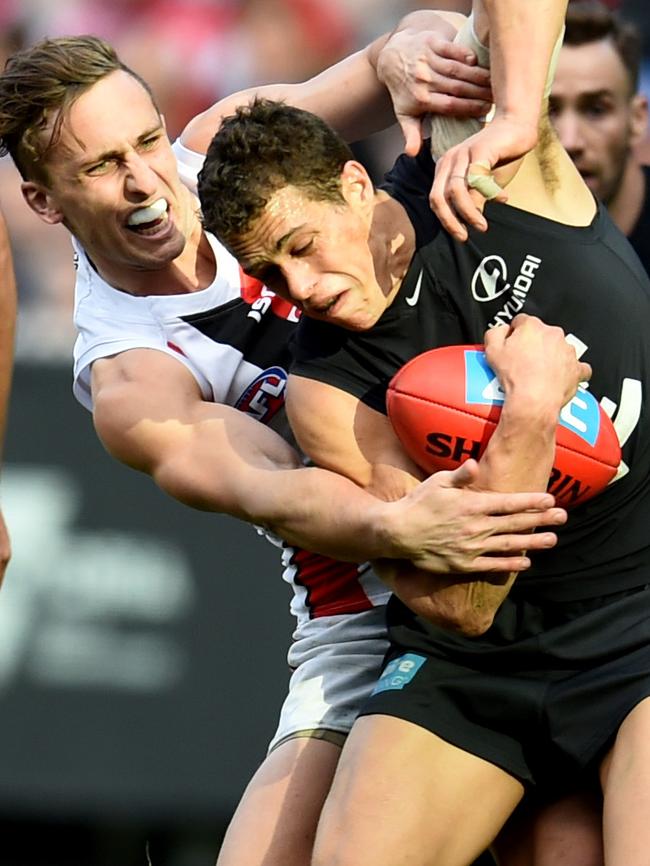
[377,26,492,158]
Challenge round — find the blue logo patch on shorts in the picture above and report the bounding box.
[464,350,505,406]
[372,653,426,694]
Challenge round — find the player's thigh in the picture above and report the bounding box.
[599,696,650,866]
[217,735,342,866]
[313,714,524,866]
[494,788,603,866]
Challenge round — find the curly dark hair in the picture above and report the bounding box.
[565,1,643,94]
[0,34,159,182]
[198,98,354,251]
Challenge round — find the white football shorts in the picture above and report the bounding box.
[267,605,389,752]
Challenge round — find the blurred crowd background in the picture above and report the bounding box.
[1,1,650,865]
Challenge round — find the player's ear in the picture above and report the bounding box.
[21,181,65,225]
[340,160,374,209]
[630,93,648,148]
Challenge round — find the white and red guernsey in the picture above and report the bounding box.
[72,148,389,625]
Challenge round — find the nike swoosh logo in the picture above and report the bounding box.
[405,270,423,307]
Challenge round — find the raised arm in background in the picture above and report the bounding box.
[180,9,492,156]
[430,0,570,238]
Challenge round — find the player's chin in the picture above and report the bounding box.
[328,305,383,332]
[130,232,186,268]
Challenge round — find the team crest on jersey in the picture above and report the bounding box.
[235,366,288,423]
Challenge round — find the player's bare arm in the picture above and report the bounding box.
[180,10,492,157]
[0,208,16,586]
[91,348,566,574]
[431,0,569,240]
[287,315,587,634]
[285,374,539,634]
[477,316,592,494]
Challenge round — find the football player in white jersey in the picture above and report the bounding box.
[0,5,585,866]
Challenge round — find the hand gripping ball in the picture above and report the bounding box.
[386,345,621,508]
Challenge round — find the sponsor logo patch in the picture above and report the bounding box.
[372,652,426,694]
[464,350,505,406]
[471,255,510,302]
[558,388,600,447]
[464,350,601,446]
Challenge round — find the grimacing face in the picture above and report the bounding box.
[21,69,195,276]
[549,38,648,204]
[230,167,391,331]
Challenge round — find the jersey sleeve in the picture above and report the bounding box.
[72,264,212,412]
[171,138,205,195]
[290,318,394,414]
[379,142,443,248]
[72,305,172,412]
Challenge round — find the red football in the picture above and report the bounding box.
[386,344,621,508]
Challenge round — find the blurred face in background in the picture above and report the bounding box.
[549,38,648,204]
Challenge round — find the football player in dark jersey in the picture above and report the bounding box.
[199,8,650,866]
[549,1,650,273]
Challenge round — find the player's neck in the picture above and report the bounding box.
[370,191,417,307]
[605,158,646,236]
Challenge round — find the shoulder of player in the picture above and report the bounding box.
[91,347,200,399]
[381,144,442,248]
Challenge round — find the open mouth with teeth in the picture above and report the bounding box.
[126,197,169,233]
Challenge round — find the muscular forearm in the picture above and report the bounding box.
[0,209,17,585]
[478,0,567,131]
[375,400,557,636]
[96,370,440,566]
[94,351,565,582]
[376,319,580,636]
[152,433,411,563]
[154,436,562,580]
[183,5,489,157]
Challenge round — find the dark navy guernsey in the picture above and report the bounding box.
[291,144,650,603]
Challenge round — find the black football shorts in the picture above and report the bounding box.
[360,584,650,790]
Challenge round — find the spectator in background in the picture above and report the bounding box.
[549,0,650,271]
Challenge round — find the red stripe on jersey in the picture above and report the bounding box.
[238,267,302,323]
[290,549,374,618]
[167,340,186,356]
